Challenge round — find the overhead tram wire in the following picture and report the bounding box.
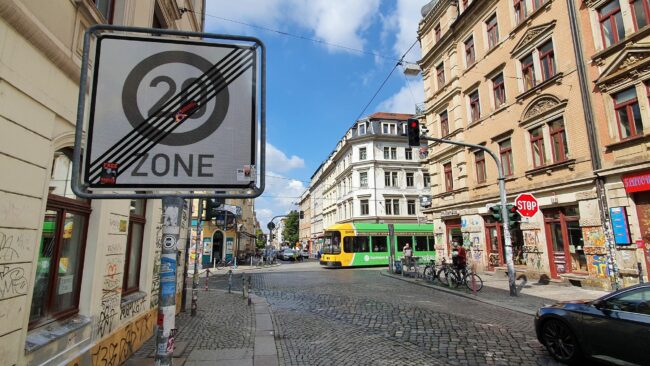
[181,8,417,65]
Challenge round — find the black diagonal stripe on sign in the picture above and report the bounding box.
[107,58,255,183]
[88,52,254,183]
[89,48,245,172]
[89,53,254,184]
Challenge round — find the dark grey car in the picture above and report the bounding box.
[534,283,650,365]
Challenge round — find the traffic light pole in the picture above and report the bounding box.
[421,136,518,296]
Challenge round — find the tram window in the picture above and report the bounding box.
[397,236,412,252]
[353,236,370,252]
[324,231,341,254]
[427,236,436,251]
[414,236,428,251]
[343,237,353,253]
[371,236,387,252]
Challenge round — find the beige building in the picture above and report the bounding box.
[576,0,650,285]
[298,189,314,255]
[418,0,621,288]
[0,1,203,365]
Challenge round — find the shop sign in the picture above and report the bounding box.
[610,207,631,245]
[622,171,650,193]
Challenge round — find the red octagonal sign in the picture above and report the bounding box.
[515,193,539,217]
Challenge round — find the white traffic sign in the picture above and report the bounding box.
[83,34,260,190]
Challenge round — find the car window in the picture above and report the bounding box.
[603,288,650,315]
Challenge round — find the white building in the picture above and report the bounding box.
[309,112,432,229]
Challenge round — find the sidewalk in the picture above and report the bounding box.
[381,270,609,315]
[126,286,278,366]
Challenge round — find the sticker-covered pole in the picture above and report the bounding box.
[191,199,203,316]
[155,196,184,365]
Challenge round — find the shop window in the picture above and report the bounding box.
[371,236,387,252]
[614,87,644,139]
[30,149,90,328]
[123,199,146,295]
[599,0,625,48]
[444,162,453,192]
[499,139,514,176]
[486,14,499,49]
[475,150,486,183]
[465,36,476,66]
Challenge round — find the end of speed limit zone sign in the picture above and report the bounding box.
[78,28,264,197]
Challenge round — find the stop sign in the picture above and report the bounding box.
[515,193,539,217]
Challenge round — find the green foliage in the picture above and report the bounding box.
[282,210,300,247]
[255,228,266,249]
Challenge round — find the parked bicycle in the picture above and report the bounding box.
[215,257,236,270]
[446,266,484,292]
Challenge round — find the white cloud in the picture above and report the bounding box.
[256,170,306,232]
[266,143,304,173]
[384,0,430,59]
[376,79,424,114]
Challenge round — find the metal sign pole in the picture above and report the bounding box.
[191,199,203,317]
[422,136,517,296]
[388,224,395,273]
[181,199,191,312]
[155,196,184,365]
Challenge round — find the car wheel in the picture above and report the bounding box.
[541,319,583,364]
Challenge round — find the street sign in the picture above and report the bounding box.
[82,33,262,191]
[515,193,539,217]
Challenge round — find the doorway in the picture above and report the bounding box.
[445,219,462,254]
[634,192,650,280]
[544,206,585,278]
[212,231,224,267]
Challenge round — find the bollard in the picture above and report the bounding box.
[242,275,248,299]
[205,268,209,291]
[471,263,478,296]
[247,276,252,306]
[639,262,645,284]
[228,270,233,293]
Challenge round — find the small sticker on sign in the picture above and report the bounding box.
[100,162,119,184]
[237,165,255,182]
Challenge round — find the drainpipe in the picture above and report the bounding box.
[566,0,620,290]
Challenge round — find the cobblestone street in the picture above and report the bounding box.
[128,262,564,365]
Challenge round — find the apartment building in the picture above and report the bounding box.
[418,0,615,287]
[0,1,203,364]
[308,113,431,233]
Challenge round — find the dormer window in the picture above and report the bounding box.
[381,123,397,135]
[358,122,367,135]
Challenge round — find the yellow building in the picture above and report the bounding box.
[0,1,204,365]
[418,0,614,288]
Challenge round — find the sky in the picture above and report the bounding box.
[203,0,429,231]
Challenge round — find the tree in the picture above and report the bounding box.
[282,210,299,247]
[255,228,266,249]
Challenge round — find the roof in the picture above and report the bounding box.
[367,112,414,121]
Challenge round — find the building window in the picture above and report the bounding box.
[384,171,398,187]
[358,123,366,135]
[444,162,453,192]
[599,1,625,48]
[385,199,400,215]
[514,0,526,24]
[492,73,506,107]
[499,139,514,176]
[475,151,487,184]
[521,53,536,91]
[384,147,397,159]
[486,14,499,49]
[360,171,368,188]
[424,173,431,187]
[469,90,481,122]
[530,126,546,167]
[549,119,569,162]
[631,0,650,30]
[435,23,442,41]
[614,87,644,139]
[440,111,449,137]
[123,200,146,295]
[382,123,397,134]
[465,36,476,66]
[94,0,115,22]
[533,0,548,10]
[30,150,90,328]
[405,148,413,160]
[359,147,367,160]
[407,200,416,215]
[436,63,445,88]
[538,41,556,81]
[406,172,415,187]
[360,199,369,215]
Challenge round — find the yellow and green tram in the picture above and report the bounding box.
[319,223,436,268]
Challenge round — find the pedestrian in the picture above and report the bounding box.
[403,243,413,270]
[451,242,467,277]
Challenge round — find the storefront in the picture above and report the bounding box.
[542,206,586,278]
[484,217,525,271]
[621,171,650,283]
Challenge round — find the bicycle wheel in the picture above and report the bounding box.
[422,266,434,281]
[437,268,451,286]
[215,261,223,270]
[465,273,484,292]
[448,272,461,288]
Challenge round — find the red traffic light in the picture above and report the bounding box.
[509,205,518,213]
[410,121,418,128]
